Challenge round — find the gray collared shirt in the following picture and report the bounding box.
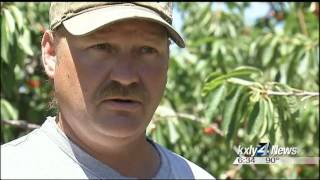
[1,116,215,179]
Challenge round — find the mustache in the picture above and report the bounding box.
[95,81,146,102]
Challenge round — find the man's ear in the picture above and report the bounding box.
[41,30,57,79]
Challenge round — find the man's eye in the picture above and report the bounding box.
[140,46,158,54]
[90,43,113,52]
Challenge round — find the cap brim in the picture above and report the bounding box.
[62,5,185,48]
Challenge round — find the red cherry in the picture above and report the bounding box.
[203,127,215,135]
[296,166,303,175]
[27,79,40,89]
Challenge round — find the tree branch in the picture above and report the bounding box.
[154,112,205,123]
[153,112,224,136]
[265,90,319,97]
[249,86,319,98]
[1,119,40,130]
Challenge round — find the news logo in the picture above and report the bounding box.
[233,142,319,165]
[255,142,270,157]
[236,142,298,157]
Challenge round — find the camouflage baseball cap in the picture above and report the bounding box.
[49,2,185,48]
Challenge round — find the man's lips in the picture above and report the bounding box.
[100,97,142,112]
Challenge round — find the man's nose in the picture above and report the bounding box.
[109,57,139,86]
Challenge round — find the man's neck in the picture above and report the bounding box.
[56,115,160,178]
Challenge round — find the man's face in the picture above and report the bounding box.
[53,20,169,140]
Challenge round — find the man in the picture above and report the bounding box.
[1,2,215,179]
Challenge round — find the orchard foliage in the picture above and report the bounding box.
[150,2,319,178]
[1,3,53,143]
[1,2,319,179]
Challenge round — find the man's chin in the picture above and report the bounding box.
[94,114,146,138]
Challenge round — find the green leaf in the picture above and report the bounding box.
[155,126,167,147]
[204,71,223,84]
[269,122,276,145]
[226,91,249,142]
[14,64,25,80]
[1,17,9,64]
[222,87,242,136]
[228,66,263,77]
[266,97,274,135]
[275,97,289,145]
[297,51,309,77]
[273,83,299,114]
[204,84,225,122]
[258,99,268,138]
[211,40,221,57]
[227,77,256,87]
[202,78,226,95]
[1,98,18,120]
[1,63,17,99]
[192,36,215,47]
[18,28,34,56]
[201,10,212,26]
[203,66,262,93]
[177,121,191,144]
[247,101,260,134]
[260,33,273,46]
[167,120,180,144]
[8,5,24,30]
[286,96,299,114]
[254,99,266,134]
[249,41,258,57]
[227,22,237,37]
[262,46,274,66]
[3,9,15,34]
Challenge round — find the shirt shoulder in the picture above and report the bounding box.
[1,128,43,152]
[154,142,215,179]
[1,129,48,178]
[1,118,91,179]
